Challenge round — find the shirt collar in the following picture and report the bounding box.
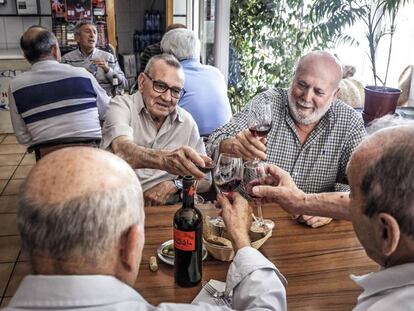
[9,275,144,308]
[78,47,97,58]
[32,59,59,70]
[135,92,184,124]
[351,262,414,300]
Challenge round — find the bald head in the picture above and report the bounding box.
[20,25,59,63]
[295,51,343,88]
[18,147,144,266]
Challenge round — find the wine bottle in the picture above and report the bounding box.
[173,176,203,287]
[111,76,123,97]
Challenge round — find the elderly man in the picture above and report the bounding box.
[251,123,414,309]
[8,25,109,147]
[102,53,210,206]
[2,147,286,311]
[161,29,232,136]
[208,51,365,227]
[62,21,128,95]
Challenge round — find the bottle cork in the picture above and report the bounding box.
[149,256,158,272]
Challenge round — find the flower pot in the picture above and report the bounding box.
[363,86,401,124]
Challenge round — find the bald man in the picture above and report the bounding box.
[3,147,286,311]
[8,25,109,147]
[251,123,414,309]
[207,51,366,228]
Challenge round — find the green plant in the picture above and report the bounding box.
[228,0,333,113]
[306,0,411,86]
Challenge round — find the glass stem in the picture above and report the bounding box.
[255,198,264,226]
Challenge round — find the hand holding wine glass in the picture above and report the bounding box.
[244,160,275,231]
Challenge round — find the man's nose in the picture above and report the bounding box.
[161,89,173,102]
[302,89,313,103]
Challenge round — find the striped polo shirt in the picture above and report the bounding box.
[9,60,110,146]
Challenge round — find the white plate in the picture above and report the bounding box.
[157,239,208,266]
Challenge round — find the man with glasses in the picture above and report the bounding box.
[102,54,210,206]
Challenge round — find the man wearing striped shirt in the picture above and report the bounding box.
[8,25,110,147]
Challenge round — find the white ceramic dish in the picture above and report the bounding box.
[157,239,208,266]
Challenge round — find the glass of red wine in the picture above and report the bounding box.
[213,153,243,195]
[248,102,272,139]
[243,160,275,231]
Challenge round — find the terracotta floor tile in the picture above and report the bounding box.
[2,180,24,196]
[0,166,16,180]
[0,154,23,166]
[0,180,7,194]
[0,196,18,213]
[5,262,31,296]
[0,145,26,155]
[12,165,33,179]
[0,263,14,297]
[0,297,12,308]
[0,236,20,263]
[0,214,18,236]
[2,136,18,144]
[20,153,35,165]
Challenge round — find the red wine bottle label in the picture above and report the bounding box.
[174,229,196,251]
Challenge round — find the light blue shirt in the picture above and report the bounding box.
[178,59,232,136]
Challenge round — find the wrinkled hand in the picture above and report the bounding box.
[215,192,252,250]
[92,58,110,73]
[295,215,333,228]
[220,129,267,161]
[252,164,306,215]
[144,180,176,206]
[162,146,209,179]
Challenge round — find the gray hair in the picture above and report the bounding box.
[361,130,414,237]
[160,28,200,61]
[20,25,57,63]
[74,21,96,35]
[145,53,182,75]
[18,182,144,262]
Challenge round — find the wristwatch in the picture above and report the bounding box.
[173,179,183,193]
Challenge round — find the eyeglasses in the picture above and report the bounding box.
[144,72,186,99]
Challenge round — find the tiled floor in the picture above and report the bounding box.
[0,134,35,307]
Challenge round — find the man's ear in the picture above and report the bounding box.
[137,73,145,94]
[377,212,400,257]
[119,224,140,271]
[51,44,59,60]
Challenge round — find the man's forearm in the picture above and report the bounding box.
[303,192,351,220]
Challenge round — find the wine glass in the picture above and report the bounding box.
[213,153,243,195]
[247,102,272,139]
[243,160,275,231]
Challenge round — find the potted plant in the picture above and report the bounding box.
[306,0,411,123]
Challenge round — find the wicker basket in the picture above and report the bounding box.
[203,216,273,261]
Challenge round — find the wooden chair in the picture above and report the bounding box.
[28,137,101,161]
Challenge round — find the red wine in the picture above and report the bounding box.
[195,162,216,174]
[216,178,242,194]
[173,176,203,287]
[249,124,271,138]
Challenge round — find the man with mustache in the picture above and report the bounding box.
[207,51,365,228]
[102,53,210,206]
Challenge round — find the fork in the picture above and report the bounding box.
[203,282,232,308]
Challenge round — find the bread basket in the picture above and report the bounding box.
[203,216,273,261]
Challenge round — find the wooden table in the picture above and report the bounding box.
[135,203,378,310]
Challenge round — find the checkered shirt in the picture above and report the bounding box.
[207,88,366,193]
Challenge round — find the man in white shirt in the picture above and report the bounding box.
[253,122,414,310]
[2,147,286,311]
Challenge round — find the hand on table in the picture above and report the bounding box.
[219,129,267,161]
[215,192,252,250]
[295,215,333,228]
[92,58,110,73]
[144,180,176,206]
[162,146,211,179]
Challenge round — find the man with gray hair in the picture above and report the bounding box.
[161,28,232,136]
[252,123,414,309]
[62,21,128,95]
[8,25,109,148]
[102,53,211,206]
[207,51,366,228]
[2,147,287,311]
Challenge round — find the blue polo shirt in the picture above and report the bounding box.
[178,58,232,136]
